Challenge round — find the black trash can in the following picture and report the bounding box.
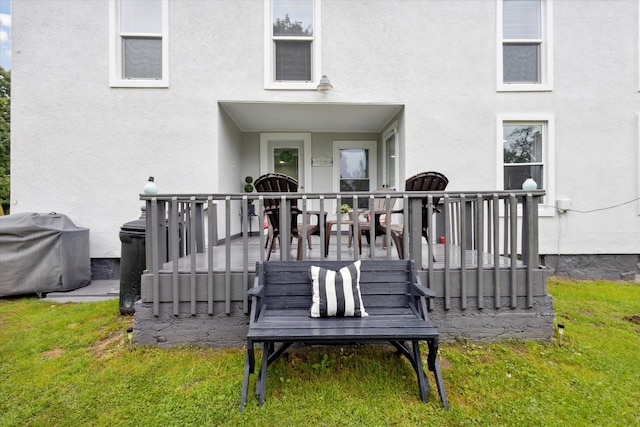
[119,216,146,315]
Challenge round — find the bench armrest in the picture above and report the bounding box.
[412,281,436,298]
[248,285,264,298]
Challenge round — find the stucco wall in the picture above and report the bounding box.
[10,0,640,260]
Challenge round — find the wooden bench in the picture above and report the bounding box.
[240,260,449,410]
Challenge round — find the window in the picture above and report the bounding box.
[498,0,553,91]
[265,0,321,90]
[503,123,544,190]
[497,114,555,216]
[109,0,169,87]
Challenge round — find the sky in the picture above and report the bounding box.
[0,0,10,70]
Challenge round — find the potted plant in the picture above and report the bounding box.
[244,176,255,215]
[339,203,350,220]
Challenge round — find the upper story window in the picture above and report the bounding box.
[109,0,169,88]
[498,0,553,91]
[265,0,321,90]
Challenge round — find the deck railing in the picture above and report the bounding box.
[141,190,544,317]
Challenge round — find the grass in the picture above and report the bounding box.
[0,278,638,426]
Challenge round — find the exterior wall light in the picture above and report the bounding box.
[317,75,333,93]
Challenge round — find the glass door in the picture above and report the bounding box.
[260,133,311,190]
[334,141,377,210]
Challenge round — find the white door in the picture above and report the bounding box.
[333,141,377,210]
[260,133,311,190]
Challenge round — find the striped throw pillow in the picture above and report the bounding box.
[309,261,368,318]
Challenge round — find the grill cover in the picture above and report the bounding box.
[0,213,91,297]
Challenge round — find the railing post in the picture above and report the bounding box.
[409,196,423,267]
[522,193,538,308]
[149,198,161,317]
[280,195,291,261]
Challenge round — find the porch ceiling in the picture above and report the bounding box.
[219,101,403,133]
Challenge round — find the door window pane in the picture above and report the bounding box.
[340,148,370,209]
[273,148,299,181]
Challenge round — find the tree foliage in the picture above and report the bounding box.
[273,14,312,36]
[503,125,540,164]
[0,66,9,213]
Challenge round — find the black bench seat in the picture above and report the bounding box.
[240,260,449,410]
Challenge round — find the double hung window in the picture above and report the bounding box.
[498,114,555,215]
[498,0,552,91]
[265,0,321,90]
[110,0,169,87]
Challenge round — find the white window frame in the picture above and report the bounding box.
[264,0,322,90]
[497,113,555,217]
[382,122,399,190]
[260,133,312,191]
[109,0,169,88]
[497,0,553,92]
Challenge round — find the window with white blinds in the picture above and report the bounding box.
[110,0,169,88]
[265,0,321,90]
[498,0,553,91]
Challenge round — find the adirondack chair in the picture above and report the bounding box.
[384,171,449,260]
[254,173,320,260]
[356,194,397,253]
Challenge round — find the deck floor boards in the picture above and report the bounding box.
[160,235,522,273]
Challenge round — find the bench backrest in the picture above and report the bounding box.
[256,260,417,311]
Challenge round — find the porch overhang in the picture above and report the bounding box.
[219,101,403,133]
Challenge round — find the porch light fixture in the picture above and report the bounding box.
[317,75,333,93]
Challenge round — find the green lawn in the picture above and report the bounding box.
[0,278,638,426]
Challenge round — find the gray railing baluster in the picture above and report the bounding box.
[242,196,249,314]
[319,196,326,260]
[189,197,197,315]
[170,198,179,316]
[225,196,231,314]
[443,195,450,311]
[492,194,500,309]
[459,194,467,310]
[509,194,518,308]
[207,196,214,315]
[476,194,484,310]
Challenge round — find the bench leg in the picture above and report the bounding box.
[256,342,270,405]
[411,341,429,403]
[427,338,449,410]
[240,341,255,411]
